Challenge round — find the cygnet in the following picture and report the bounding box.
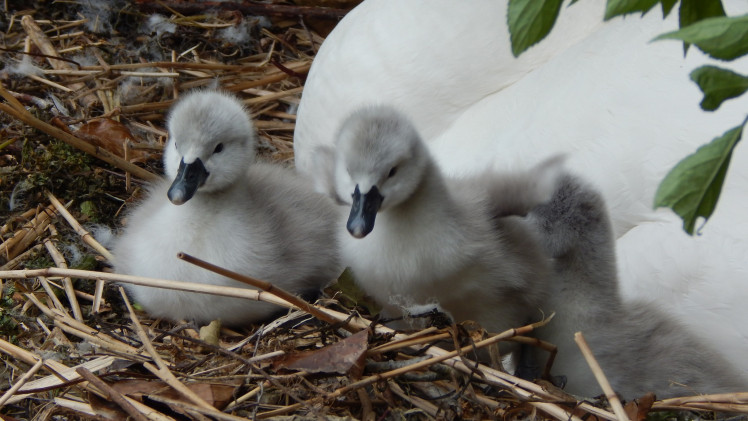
[320,105,561,337]
[528,175,748,398]
[112,90,340,325]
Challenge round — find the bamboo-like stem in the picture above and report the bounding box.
[119,286,216,411]
[25,293,145,359]
[0,204,57,262]
[0,358,44,407]
[177,252,351,331]
[43,228,83,321]
[0,267,292,308]
[0,85,158,181]
[37,276,70,315]
[575,332,629,421]
[0,244,44,271]
[45,191,114,262]
[20,16,98,107]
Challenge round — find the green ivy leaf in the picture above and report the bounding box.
[679,0,726,53]
[654,120,746,235]
[604,0,660,21]
[690,65,748,111]
[661,0,678,18]
[655,14,748,60]
[507,0,564,57]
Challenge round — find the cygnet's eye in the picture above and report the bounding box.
[388,166,398,178]
[214,143,224,154]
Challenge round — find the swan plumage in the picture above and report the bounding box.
[323,105,559,335]
[113,90,339,325]
[528,174,747,397]
[294,0,748,378]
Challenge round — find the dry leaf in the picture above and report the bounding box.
[624,392,656,421]
[110,379,238,410]
[275,329,368,376]
[74,118,153,162]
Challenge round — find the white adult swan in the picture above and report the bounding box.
[113,90,340,325]
[294,0,748,378]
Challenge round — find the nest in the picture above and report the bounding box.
[1,1,747,420]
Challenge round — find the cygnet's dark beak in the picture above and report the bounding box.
[347,185,383,238]
[167,158,209,205]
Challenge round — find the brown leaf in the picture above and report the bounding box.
[74,118,153,162]
[274,329,368,376]
[110,379,238,410]
[624,392,656,421]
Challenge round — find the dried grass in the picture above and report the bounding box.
[1,1,747,420]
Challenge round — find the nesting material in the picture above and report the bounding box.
[0,2,746,420]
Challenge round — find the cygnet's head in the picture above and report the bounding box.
[334,105,429,238]
[163,90,256,205]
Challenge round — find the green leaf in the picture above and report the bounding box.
[690,65,748,111]
[655,14,748,60]
[661,0,679,18]
[678,0,726,53]
[654,120,746,235]
[507,0,564,57]
[604,0,660,20]
[679,0,725,28]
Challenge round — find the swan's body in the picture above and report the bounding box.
[295,0,748,378]
[113,90,339,325]
[325,106,559,334]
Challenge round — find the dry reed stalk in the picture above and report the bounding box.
[75,366,150,421]
[244,86,304,105]
[177,252,349,330]
[227,62,311,92]
[0,244,43,270]
[0,358,44,408]
[0,337,110,404]
[37,276,70,315]
[138,394,250,421]
[26,74,73,92]
[119,286,217,412]
[369,326,443,353]
[388,380,441,417]
[574,332,629,421]
[43,225,83,321]
[46,191,113,312]
[0,204,58,262]
[0,267,294,309]
[0,208,37,235]
[20,16,98,107]
[0,102,158,181]
[25,293,146,359]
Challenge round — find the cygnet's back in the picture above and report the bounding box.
[322,105,559,335]
[113,90,340,325]
[528,175,748,398]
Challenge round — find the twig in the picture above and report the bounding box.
[20,16,98,107]
[177,252,352,331]
[0,204,57,262]
[0,358,44,407]
[45,191,114,262]
[74,367,149,421]
[575,332,630,421]
[0,267,292,308]
[119,286,217,411]
[43,226,83,321]
[46,191,111,313]
[0,85,158,181]
[136,1,351,20]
